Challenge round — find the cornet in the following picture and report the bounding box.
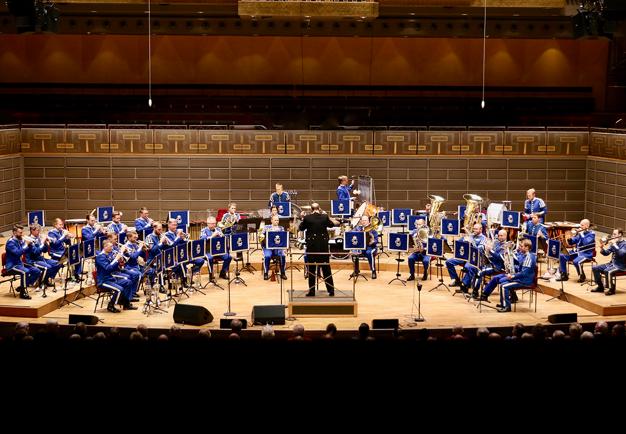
[600,235,622,246]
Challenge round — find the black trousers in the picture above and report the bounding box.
[305,254,334,293]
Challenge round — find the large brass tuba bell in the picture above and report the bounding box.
[462,193,483,234]
[428,194,446,237]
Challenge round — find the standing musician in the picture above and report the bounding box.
[107,211,128,235]
[268,183,291,208]
[445,223,486,294]
[95,240,135,312]
[524,213,549,239]
[5,224,41,299]
[194,216,231,282]
[220,202,240,235]
[591,229,626,296]
[497,239,537,312]
[350,216,378,279]
[262,215,288,280]
[134,207,154,232]
[557,218,596,283]
[336,175,355,201]
[299,203,340,296]
[48,218,80,281]
[407,218,430,282]
[82,214,106,242]
[122,229,145,302]
[472,229,507,299]
[25,224,60,291]
[523,188,547,223]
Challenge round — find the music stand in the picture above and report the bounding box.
[188,239,206,295]
[388,232,408,286]
[141,255,168,315]
[59,244,83,308]
[73,239,97,302]
[547,239,569,302]
[266,230,289,306]
[427,237,451,293]
[229,232,248,286]
[344,231,367,282]
[162,247,179,304]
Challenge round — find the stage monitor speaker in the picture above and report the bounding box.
[220,318,248,329]
[69,314,99,325]
[372,319,399,329]
[251,305,285,325]
[173,304,214,326]
[548,313,577,324]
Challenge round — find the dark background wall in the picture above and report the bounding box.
[0,155,24,231]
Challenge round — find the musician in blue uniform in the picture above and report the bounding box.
[591,229,626,296]
[47,217,80,280]
[524,213,549,239]
[107,211,127,235]
[5,225,41,299]
[498,239,537,312]
[261,215,287,280]
[557,219,596,283]
[134,207,154,232]
[351,216,379,279]
[196,216,231,282]
[163,218,189,280]
[95,240,135,312]
[122,229,145,301]
[144,222,166,288]
[81,214,106,242]
[25,224,61,290]
[220,203,240,235]
[523,188,547,223]
[446,223,485,293]
[472,229,507,299]
[268,183,291,208]
[336,175,354,201]
[407,218,429,281]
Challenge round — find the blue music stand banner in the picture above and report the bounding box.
[331,199,351,217]
[83,238,96,259]
[454,240,470,261]
[169,210,189,231]
[468,245,480,268]
[210,236,226,257]
[176,242,189,264]
[548,239,561,260]
[523,234,538,254]
[266,230,288,250]
[441,218,460,236]
[427,237,444,257]
[28,210,45,227]
[388,232,409,252]
[191,239,205,260]
[230,232,249,253]
[118,231,127,245]
[408,215,428,231]
[68,243,81,266]
[392,208,412,226]
[458,205,466,222]
[343,231,366,250]
[502,211,521,229]
[155,254,163,273]
[97,206,114,223]
[163,247,176,269]
[275,202,291,218]
[378,210,390,228]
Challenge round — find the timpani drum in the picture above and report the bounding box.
[65,218,87,239]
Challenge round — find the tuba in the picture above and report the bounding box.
[428,194,446,238]
[501,241,516,274]
[463,193,483,235]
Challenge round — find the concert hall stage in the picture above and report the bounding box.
[1,251,624,333]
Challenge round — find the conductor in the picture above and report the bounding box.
[299,203,340,296]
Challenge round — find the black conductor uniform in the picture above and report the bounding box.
[299,212,336,295]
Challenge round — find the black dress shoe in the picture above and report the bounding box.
[606,289,616,296]
[19,291,31,300]
[422,273,428,280]
[590,286,604,293]
[219,273,228,280]
[577,274,587,283]
[328,291,334,297]
[407,274,415,281]
[471,292,479,300]
[124,304,138,310]
[280,274,288,280]
[371,271,377,279]
[479,295,489,302]
[263,273,270,281]
[556,274,569,282]
[107,305,120,313]
[306,291,315,297]
[131,297,140,302]
[497,306,512,313]
[450,280,461,287]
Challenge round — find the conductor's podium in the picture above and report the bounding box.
[288,290,357,317]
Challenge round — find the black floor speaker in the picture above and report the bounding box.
[173,304,214,326]
[251,305,285,325]
[372,319,399,329]
[548,313,578,324]
[219,318,248,329]
[68,314,99,325]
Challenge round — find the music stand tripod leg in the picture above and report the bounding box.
[429,257,451,293]
[388,252,406,285]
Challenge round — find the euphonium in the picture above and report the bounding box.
[462,193,483,234]
[428,194,446,237]
[501,241,516,274]
[410,227,430,253]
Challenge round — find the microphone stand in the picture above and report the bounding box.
[224,264,236,317]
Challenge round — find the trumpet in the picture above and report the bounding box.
[22,235,36,245]
[600,235,623,246]
[176,229,190,241]
[159,234,171,245]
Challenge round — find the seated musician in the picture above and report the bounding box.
[95,240,135,312]
[262,215,287,280]
[108,211,128,235]
[144,222,167,288]
[336,175,354,201]
[270,205,279,218]
[524,213,549,239]
[497,239,537,312]
[268,183,290,208]
[471,229,507,299]
[446,223,485,293]
[196,216,231,282]
[106,232,135,291]
[524,188,547,223]
[47,218,79,280]
[5,224,41,299]
[557,219,596,283]
[25,224,60,290]
[164,218,189,281]
[134,207,154,232]
[591,229,626,295]
[407,218,429,281]
[351,216,378,279]
[221,202,240,235]
[82,214,106,242]
[122,229,145,302]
